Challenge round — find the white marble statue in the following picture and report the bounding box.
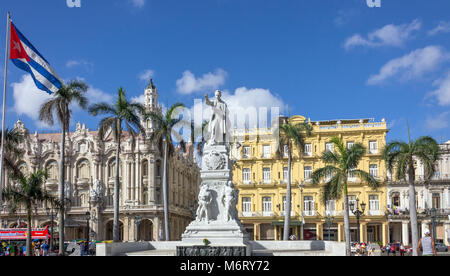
[205,90,230,146]
[222,181,238,222]
[90,179,104,199]
[196,185,213,223]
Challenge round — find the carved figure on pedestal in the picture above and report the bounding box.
[196,185,213,223]
[90,179,104,201]
[222,181,238,222]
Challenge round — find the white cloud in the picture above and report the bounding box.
[428,21,450,36]
[428,71,450,106]
[66,59,94,72]
[426,111,450,130]
[344,19,421,50]
[189,86,286,131]
[131,95,144,104]
[138,69,155,82]
[131,0,146,8]
[11,75,53,124]
[367,46,449,85]
[176,69,228,95]
[334,9,359,27]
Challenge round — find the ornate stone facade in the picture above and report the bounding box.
[0,80,201,242]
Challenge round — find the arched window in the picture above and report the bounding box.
[108,159,122,178]
[156,160,161,177]
[46,161,58,180]
[142,159,149,177]
[77,159,90,179]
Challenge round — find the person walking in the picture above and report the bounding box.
[41,241,49,256]
[417,229,437,256]
[390,243,396,256]
[80,242,85,256]
[400,243,405,256]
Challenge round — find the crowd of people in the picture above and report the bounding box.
[79,241,96,256]
[0,240,50,256]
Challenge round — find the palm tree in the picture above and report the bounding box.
[89,87,145,242]
[144,103,186,241]
[311,137,379,256]
[382,132,439,256]
[2,170,59,256]
[0,128,25,180]
[39,80,88,255]
[274,117,312,241]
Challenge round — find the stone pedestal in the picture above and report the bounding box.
[181,144,250,255]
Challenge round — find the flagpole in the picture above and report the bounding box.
[0,12,11,210]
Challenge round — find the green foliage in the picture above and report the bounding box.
[39,80,89,130]
[312,137,380,204]
[382,136,439,181]
[2,170,60,215]
[89,87,146,146]
[143,102,186,156]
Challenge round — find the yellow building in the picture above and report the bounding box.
[231,115,389,245]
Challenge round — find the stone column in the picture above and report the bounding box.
[126,161,132,201]
[153,216,160,241]
[123,216,130,242]
[274,225,278,241]
[254,223,260,241]
[337,223,344,242]
[316,222,323,240]
[149,158,155,204]
[402,221,410,246]
[360,222,367,243]
[135,157,140,203]
[382,222,389,245]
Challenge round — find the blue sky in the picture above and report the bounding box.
[1,0,450,143]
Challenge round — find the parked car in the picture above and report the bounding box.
[435,243,449,252]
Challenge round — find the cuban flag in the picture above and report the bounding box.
[9,22,62,94]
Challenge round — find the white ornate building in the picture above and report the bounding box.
[0,80,201,242]
[387,141,450,246]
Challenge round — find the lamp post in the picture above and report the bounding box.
[324,214,334,241]
[135,215,143,241]
[428,208,440,244]
[45,206,56,253]
[349,198,366,243]
[298,181,305,240]
[85,211,91,244]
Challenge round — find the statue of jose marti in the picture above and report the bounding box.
[205,90,231,146]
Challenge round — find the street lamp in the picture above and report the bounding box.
[135,215,143,241]
[45,205,57,253]
[324,214,335,241]
[428,208,440,244]
[85,211,91,244]
[349,198,366,243]
[298,181,305,240]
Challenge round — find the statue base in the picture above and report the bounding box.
[177,245,247,257]
[180,141,251,255]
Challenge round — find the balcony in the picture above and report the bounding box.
[304,210,315,217]
[367,210,381,216]
[76,178,90,189]
[45,179,58,190]
[280,211,296,217]
[262,211,274,217]
[240,211,255,217]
